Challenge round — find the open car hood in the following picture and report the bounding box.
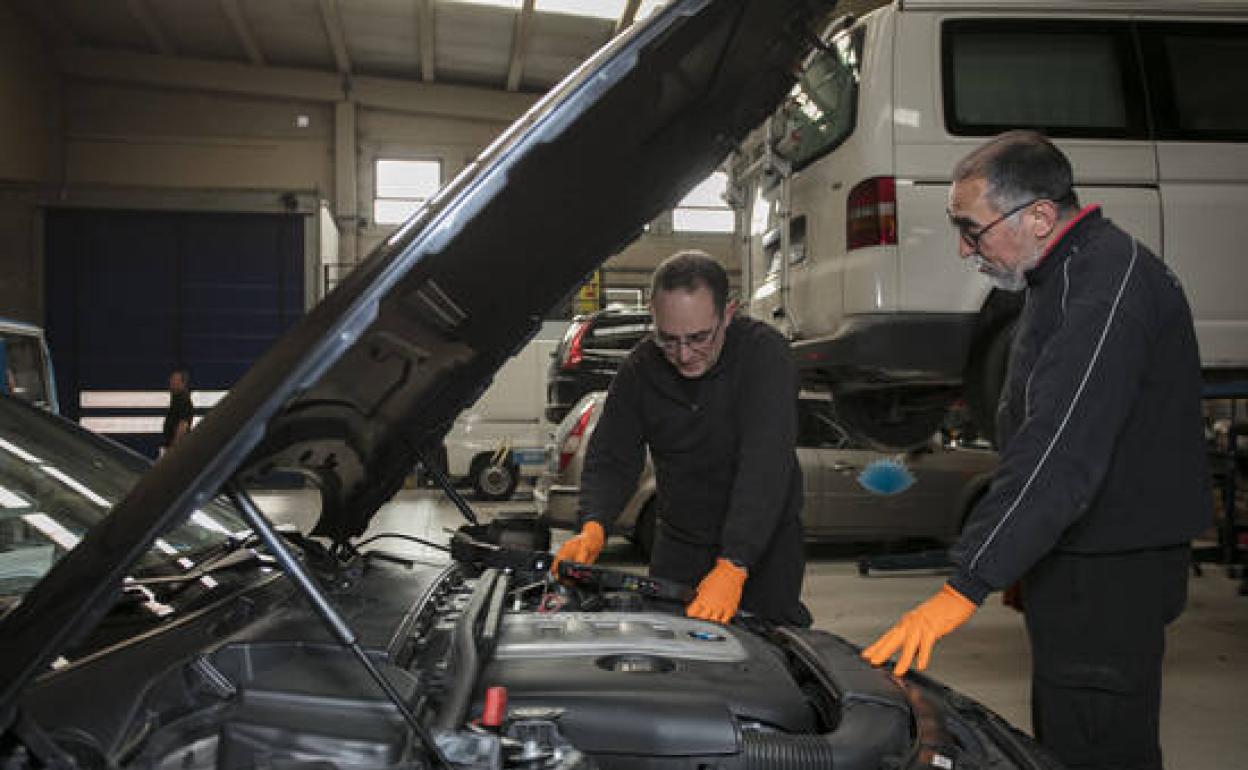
[0,0,838,720]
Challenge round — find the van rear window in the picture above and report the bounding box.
[770,28,863,171]
[942,21,1147,139]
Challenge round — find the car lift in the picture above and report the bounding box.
[1192,381,1248,596]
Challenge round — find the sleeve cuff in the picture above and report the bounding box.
[948,571,992,605]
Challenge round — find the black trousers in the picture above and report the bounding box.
[1022,546,1189,770]
[649,512,811,627]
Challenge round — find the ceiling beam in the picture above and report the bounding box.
[417,0,436,83]
[615,0,642,36]
[125,0,175,56]
[318,0,352,75]
[57,47,539,123]
[219,0,266,66]
[505,0,536,92]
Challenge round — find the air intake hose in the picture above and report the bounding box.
[740,731,837,768]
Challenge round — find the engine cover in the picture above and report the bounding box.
[479,612,817,757]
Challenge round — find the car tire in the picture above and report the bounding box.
[470,454,519,501]
[631,499,657,559]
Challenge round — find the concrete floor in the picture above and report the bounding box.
[254,486,1248,770]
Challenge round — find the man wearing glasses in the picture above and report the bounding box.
[553,250,810,627]
[863,130,1210,770]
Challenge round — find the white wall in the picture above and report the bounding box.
[62,83,334,193]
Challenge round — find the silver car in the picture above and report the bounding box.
[536,390,997,555]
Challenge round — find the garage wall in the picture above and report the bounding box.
[9,31,736,322]
[63,83,334,193]
[355,106,511,256]
[0,3,60,323]
[353,106,734,292]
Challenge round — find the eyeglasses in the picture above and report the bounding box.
[655,317,722,354]
[949,198,1037,253]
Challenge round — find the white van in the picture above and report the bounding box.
[0,319,58,414]
[730,0,1248,448]
[437,332,558,500]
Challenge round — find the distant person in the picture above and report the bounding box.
[162,368,194,454]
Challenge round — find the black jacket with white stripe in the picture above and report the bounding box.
[949,207,1212,604]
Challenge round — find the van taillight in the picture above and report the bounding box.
[559,401,595,472]
[561,321,590,370]
[846,176,897,250]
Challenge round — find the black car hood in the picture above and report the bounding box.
[0,0,837,722]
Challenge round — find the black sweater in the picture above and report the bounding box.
[579,315,802,570]
[950,208,1213,604]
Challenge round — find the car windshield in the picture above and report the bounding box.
[0,398,247,599]
[0,330,53,411]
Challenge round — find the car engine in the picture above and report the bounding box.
[5,531,1054,770]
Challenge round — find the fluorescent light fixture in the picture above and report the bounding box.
[537,0,626,19]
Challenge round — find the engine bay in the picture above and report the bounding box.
[4,523,1049,770]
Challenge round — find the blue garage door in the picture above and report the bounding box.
[45,210,305,457]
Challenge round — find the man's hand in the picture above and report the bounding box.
[861,584,977,676]
[550,521,606,576]
[686,558,747,623]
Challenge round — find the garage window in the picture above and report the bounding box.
[673,172,734,233]
[374,159,442,226]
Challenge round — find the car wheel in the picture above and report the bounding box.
[470,454,519,501]
[631,499,657,559]
[966,320,1017,446]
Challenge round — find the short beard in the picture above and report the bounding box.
[974,244,1043,293]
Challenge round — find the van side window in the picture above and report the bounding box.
[770,28,863,171]
[1140,23,1248,140]
[942,21,1147,139]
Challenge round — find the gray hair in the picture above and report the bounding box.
[953,130,1080,215]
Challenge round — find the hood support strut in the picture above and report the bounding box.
[224,483,451,770]
[416,446,480,526]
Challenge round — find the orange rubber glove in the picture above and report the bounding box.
[685,558,748,623]
[550,521,606,576]
[861,584,977,676]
